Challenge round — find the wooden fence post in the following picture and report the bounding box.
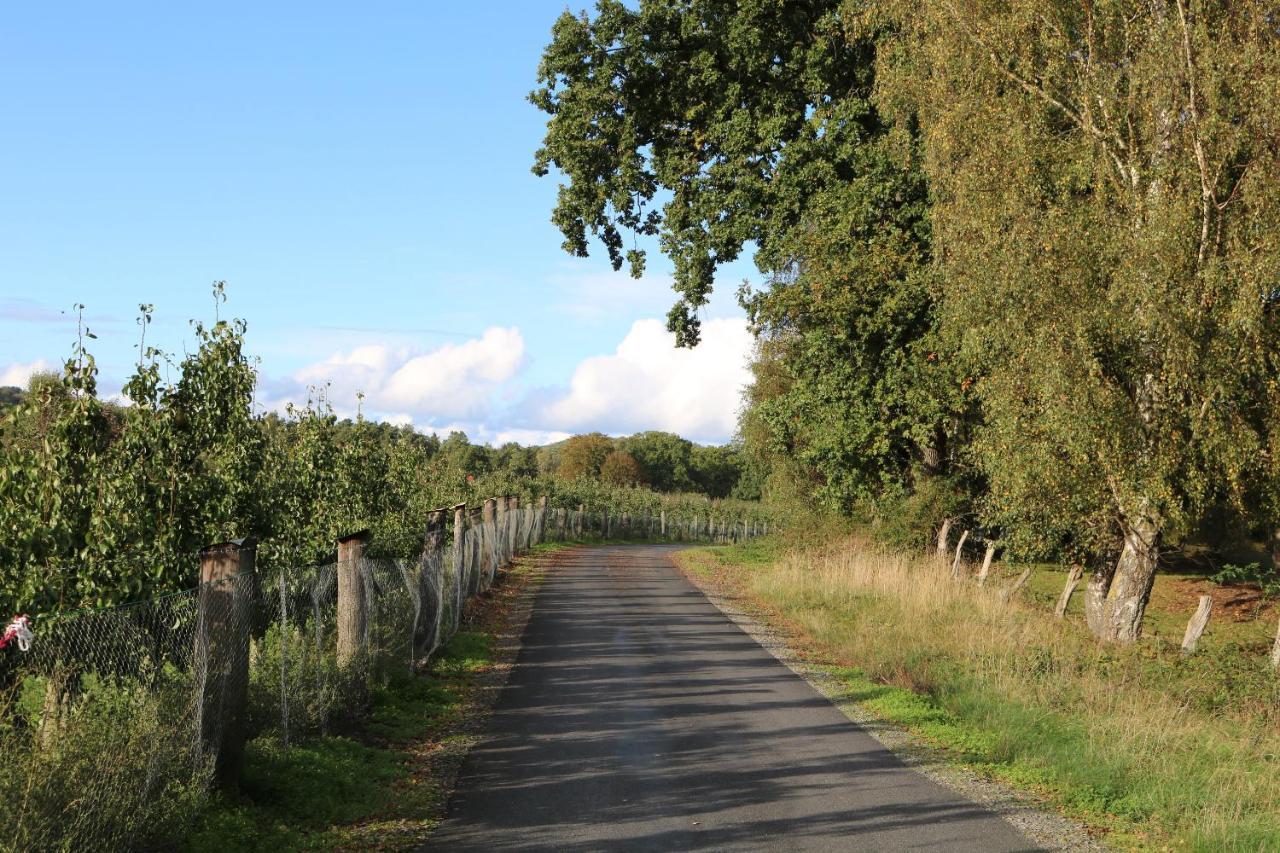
[1001,566,1033,605]
[504,494,514,555]
[482,497,498,581]
[416,509,447,663]
[1272,614,1280,670]
[1181,595,1213,654]
[936,518,953,563]
[538,495,548,544]
[950,529,970,578]
[196,537,256,790]
[575,504,584,536]
[1055,565,1084,618]
[337,530,371,677]
[977,541,998,586]
[660,510,667,537]
[453,502,466,590]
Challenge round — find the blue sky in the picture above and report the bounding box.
[0,2,755,445]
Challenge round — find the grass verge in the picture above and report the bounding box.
[674,537,1280,852]
[185,554,548,852]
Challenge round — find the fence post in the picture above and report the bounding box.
[508,495,520,560]
[415,508,448,664]
[196,537,256,790]
[337,530,371,683]
[950,529,970,579]
[537,495,548,544]
[453,502,466,596]
[1054,565,1084,618]
[575,504,584,536]
[1181,595,1213,654]
[482,497,498,582]
[977,541,999,586]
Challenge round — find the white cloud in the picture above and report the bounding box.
[491,427,572,447]
[0,359,52,387]
[540,318,752,444]
[288,327,524,421]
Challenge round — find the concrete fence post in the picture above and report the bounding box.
[196,537,256,791]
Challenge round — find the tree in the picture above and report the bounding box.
[600,450,646,486]
[618,431,695,492]
[533,0,960,514]
[533,0,871,346]
[890,0,1280,641]
[558,432,615,480]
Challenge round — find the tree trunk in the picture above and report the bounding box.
[935,518,952,563]
[1055,565,1084,619]
[1100,512,1162,643]
[1085,562,1116,637]
[950,529,970,579]
[977,541,997,586]
[920,426,947,476]
[1180,595,1212,654]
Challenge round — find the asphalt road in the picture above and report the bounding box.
[429,545,1037,852]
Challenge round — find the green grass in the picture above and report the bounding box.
[185,630,499,851]
[675,535,1280,851]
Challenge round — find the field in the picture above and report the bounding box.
[675,534,1280,851]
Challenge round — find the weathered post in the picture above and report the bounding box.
[977,541,999,586]
[603,508,611,538]
[1272,614,1280,670]
[337,530,371,697]
[1001,566,1033,605]
[467,505,484,595]
[453,502,466,602]
[936,518,953,564]
[538,495,548,544]
[1181,595,1213,654]
[196,538,256,790]
[495,496,508,565]
[660,510,667,538]
[507,495,520,560]
[575,503,584,537]
[950,530,970,579]
[416,508,448,663]
[1054,565,1084,618]
[482,498,498,583]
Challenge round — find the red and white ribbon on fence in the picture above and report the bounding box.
[1,615,32,652]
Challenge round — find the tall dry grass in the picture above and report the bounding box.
[734,536,1280,850]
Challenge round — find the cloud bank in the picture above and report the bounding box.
[538,318,752,444]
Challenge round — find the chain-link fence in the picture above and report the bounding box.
[0,496,769,851]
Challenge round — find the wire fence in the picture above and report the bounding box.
[0,496,769,851]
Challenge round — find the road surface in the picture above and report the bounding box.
[430,544,1037,852]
